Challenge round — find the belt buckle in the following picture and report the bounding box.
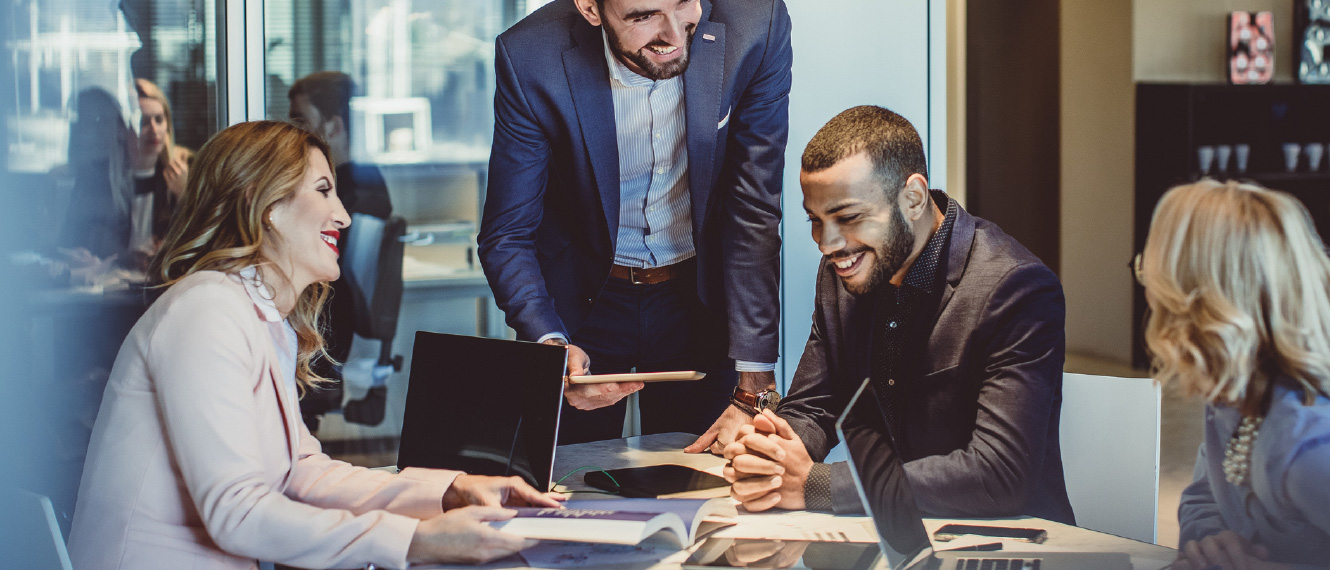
[628,266,645,285]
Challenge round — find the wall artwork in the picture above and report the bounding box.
[1296,0,1330,84]
[1229,11,1275,84]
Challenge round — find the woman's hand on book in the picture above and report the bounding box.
[443,474,565,510]
[407,506,536,564]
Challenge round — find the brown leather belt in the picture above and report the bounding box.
[609,259,693,285]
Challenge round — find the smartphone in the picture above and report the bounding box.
[567,371,705,384]
[932,524,1048,544]
[683,538,880,570]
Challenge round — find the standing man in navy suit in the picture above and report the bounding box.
[479,0,792,447]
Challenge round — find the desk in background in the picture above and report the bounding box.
[425,432,1176,569]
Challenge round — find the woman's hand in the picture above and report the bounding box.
[1173,530,1279,570]
[406,506,535,564]
[442,474,564,510]
[164,150,190,197]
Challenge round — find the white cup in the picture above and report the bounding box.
[1235,144,1251,174]
[1284,143,1303,173]
[1197,146,1216,175]
[1307,143,1326,172]
[1216,145,1233,173]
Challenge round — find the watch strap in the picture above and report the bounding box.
[732,387,776,416]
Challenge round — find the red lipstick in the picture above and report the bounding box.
[321,230,340,255]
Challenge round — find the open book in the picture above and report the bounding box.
[490,498,737,547]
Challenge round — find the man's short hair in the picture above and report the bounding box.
[801,106,929,202]
[289,71,355,132]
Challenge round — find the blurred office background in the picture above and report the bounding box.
[0,0,1315,554]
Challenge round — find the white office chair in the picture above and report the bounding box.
[1060,372,1161,544]
[2,489,74,570]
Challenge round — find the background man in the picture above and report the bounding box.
[724,106,1075,524]
[479,0,792,446]
[288,71,393,430]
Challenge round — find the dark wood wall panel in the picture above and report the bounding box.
[966,0,1062,273]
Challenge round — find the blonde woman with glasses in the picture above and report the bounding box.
[68,121,559,569]
[1139,180,1330,570]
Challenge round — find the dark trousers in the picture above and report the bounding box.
[557,273,737,445]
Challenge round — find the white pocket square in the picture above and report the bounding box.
[717,108,731,130]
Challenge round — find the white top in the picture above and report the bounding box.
[239,266,299,407]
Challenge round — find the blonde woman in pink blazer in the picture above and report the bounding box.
[68,121,560,569]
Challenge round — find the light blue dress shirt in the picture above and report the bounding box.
[1178,381,1330,568]
[603,32,694,270]
[537,35,773,374]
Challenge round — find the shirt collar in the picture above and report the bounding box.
[899,191,957,296]
[238,266,283,323]
[602,29,658,88]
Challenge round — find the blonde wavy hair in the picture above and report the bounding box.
[135,78,193,167]
[1142,179,1330,415]
[150,120,334,391]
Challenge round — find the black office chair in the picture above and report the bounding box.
[337,214,406,426]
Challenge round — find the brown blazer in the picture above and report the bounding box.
[69,271,458,569]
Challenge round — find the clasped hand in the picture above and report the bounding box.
[407,474,564,564]
[723,410,813,512]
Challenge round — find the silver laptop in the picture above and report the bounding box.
[835,378,1132,570]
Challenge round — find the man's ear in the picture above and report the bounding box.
[573,0,603,26]
[898,174,931,222]
[324,115,346,142]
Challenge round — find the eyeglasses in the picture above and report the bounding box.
[1130,253,1143,286]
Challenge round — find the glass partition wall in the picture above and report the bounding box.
[4,0,225,534]
[2,0,544,531]
[259,0,538,449]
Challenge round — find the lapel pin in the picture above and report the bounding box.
[702,33,716,42]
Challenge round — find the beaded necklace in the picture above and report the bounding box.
[1222,415,1263,486]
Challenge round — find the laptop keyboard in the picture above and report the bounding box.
[957,559,1041,570]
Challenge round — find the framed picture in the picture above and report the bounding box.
[1229,11,1275,84]
[1296,0,1330,84]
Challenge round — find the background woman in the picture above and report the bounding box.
[128,78,193,264]
[1140,180,1330,570]
[68,120,557,569]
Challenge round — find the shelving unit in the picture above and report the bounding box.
[1133,83,1330,367]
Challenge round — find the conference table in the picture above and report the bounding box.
[422,432,1177,569]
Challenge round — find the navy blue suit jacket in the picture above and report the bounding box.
[478,0,791,363]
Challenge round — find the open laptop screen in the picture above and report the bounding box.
[397,332,567,491]
[835,378,932,569]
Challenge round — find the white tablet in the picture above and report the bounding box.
[566,371,706,384]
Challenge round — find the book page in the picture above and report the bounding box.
[515,536,689,569]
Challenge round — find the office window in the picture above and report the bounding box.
[3,0,225,531]
[262,0,534,448]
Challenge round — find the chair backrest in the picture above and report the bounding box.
[1,489,73,570]
[1060,372,1161,544]
[340,213,406,341]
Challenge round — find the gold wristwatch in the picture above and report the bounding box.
[730,386,782,416]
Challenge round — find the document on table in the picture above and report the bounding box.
[516,535,693,568]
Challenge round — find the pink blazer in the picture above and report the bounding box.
[69,271,460,569]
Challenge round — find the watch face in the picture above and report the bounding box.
[757,391,781,410]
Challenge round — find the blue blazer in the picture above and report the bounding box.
[478,0,791,363]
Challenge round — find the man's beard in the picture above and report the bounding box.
[844,207,915,296]
[605,23,696,80]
